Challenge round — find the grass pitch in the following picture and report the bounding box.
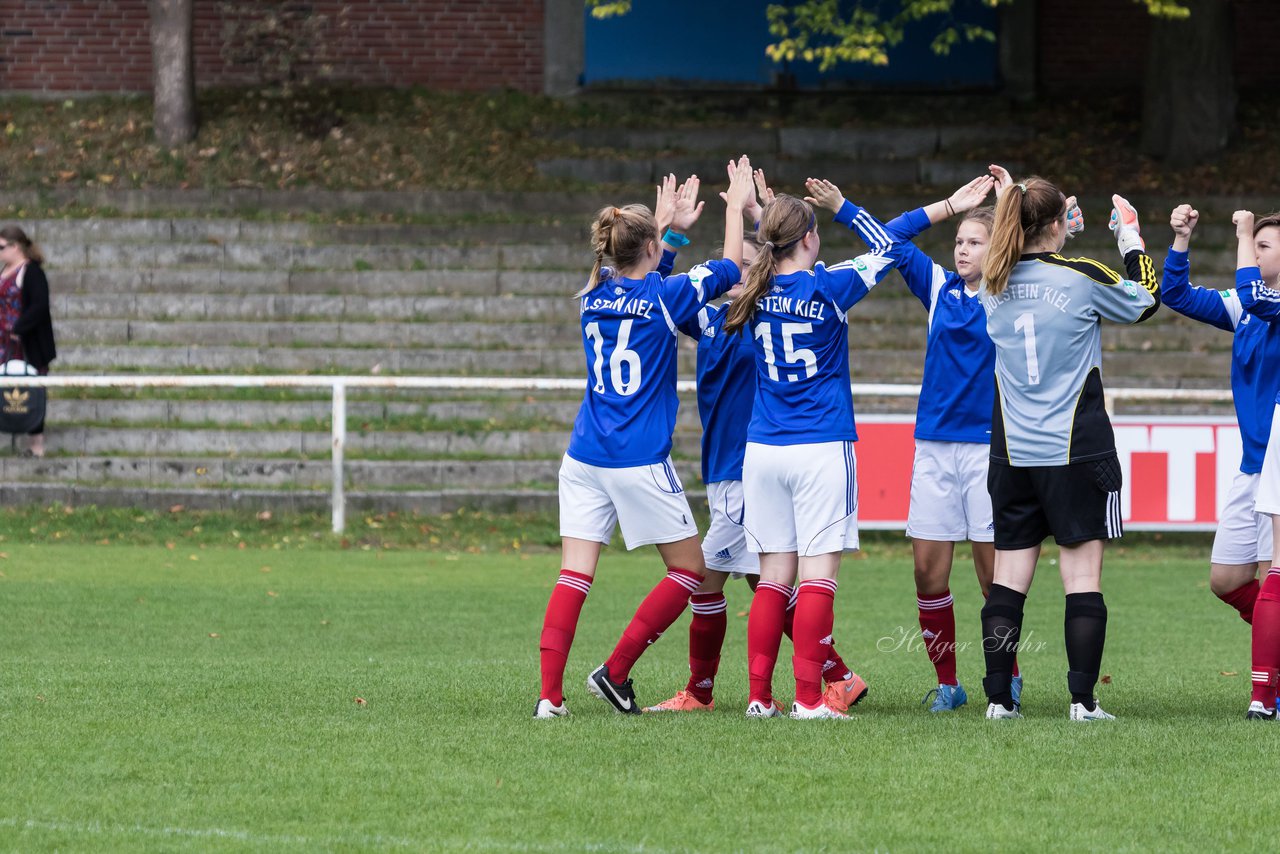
[0,538,1275,852]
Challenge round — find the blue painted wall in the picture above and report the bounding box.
[584,1,999,88]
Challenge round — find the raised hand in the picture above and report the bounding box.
[669,175,705,232]
[1233,209,1256,239]
[654,173,677,235]
[803,177,845,214]
[723,155,755,211]
[1170,204,1199,238]
[1109,194,1144,254]
[948,175,996,215]
[1065,195,1084,238]
[989,164,1014,199]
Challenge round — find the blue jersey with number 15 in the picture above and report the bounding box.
[747,256,894,445]
[567,258,741,468]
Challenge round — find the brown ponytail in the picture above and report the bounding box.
[723,195,815,335]
[0,226,43,265]
[578,204,658,297]
[981,177,1065,296]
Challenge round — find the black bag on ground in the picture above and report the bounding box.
[0,361,45,436]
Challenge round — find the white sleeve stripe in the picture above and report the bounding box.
[1255,283,1280,303]
[1220,289,1244,329]
[697,307,711,333]
[854,211,893,251]
[657,297,676,334]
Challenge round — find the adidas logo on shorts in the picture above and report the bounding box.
[715,548,732,561]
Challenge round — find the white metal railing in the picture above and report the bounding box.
[0,375,1234,533]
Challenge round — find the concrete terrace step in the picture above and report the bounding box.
[547,125,1035,158]
[51,269,587,297]
[54,314,1235,354]
[54,294,579,322]
[0,482,564,514]
[45,242,594,272]
[0,455,681,490]
[37,425,586,458]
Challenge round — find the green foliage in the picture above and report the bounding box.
[586,0,632,18]
[594,0,1191,70]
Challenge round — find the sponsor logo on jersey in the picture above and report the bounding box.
[853,258,868,271]
[1123,280,1139,297]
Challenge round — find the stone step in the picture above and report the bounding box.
[26,218,589,248]
[0,482,564,514]
[47,242,598,272]
[54,293,578,322]
[546,125,1034,158]
[34,425,588,457]
[54,313,1233,353]
[52,268,584,297]
[0,454,677,490]
[536,156,1028,189]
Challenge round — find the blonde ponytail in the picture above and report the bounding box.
[578,204,658,297]
[981,176,1066,297]
[723,195,814,335]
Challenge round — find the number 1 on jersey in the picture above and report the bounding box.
[1013,311,1041,385]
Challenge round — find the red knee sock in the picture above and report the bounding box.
[604,567,701,681]
[1221,578,1261,625]
[685,592,727,704]
[793,579,837,708]
[1250,569,1280,708]
[539,569,593,705]
[785,588,850,682]
[748,581,790,706]
[918,589,958,686]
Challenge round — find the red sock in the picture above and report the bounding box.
[748,581,790,706]
[822,643,853,683]
[793,579,837,708]
[539,569,593,705]
[918,589,958,686]
[604,567,701,681]
[685,592,727,704]
[1221,578,1261,625]
[782,587,797,640]
[1250,569,1280,708]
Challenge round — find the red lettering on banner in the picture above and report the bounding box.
[855,416,1238,532]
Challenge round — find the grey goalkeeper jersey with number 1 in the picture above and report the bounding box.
[979,250,1159,466]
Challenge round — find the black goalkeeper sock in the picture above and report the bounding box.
[1065,591,1108,708]
[981,583,1026,709]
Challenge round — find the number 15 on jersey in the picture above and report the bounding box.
[754,321,817,382]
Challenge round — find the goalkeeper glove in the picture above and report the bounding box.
[1108,194,1144,255]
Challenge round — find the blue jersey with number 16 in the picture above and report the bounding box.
[747,256,894,445]
[567,258,740,468]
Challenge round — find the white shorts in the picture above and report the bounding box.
[558,453,698,549]
[1214,470,1272,565]
[905,439,994,543]
[1257,405,1280,520]
[742,440,859,557]
[703,480,759,576]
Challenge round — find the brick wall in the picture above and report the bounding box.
[1038,0,1277,93]
[0,0,545,93]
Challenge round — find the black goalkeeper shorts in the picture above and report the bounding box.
[987,455,1123,550]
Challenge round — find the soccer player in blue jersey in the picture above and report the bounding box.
[978,178,1159,722]
[534,157,757,719]
[722,183,899,720]
[1226,209,1280,719]
[1161,206,1280,673]
[806,172,1027,714]
[644,223,868,715]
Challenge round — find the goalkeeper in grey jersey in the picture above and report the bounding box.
[977,177,1159,722]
